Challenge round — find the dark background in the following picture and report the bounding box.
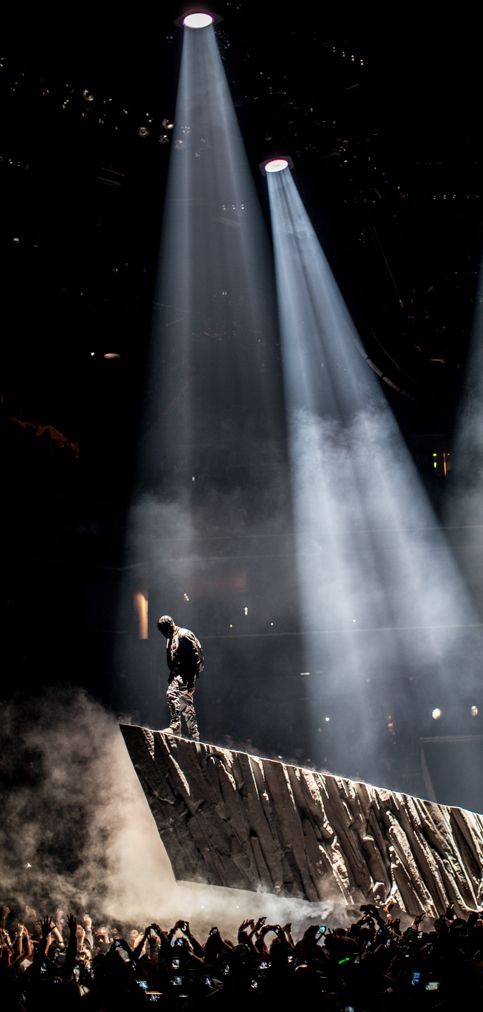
[1,5,482,804]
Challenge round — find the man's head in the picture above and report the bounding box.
[158,615,176,638]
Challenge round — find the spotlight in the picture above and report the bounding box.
[175,9,221,29]
[265,159,289,174]
[260,156,293,175]
[431,707,443,720]
[183,12,214,28]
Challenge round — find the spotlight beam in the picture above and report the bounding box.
[266,163,483,786]
[117,11,294,738]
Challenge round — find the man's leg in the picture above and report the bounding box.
[178,690,200,742]
[165,678,182,734]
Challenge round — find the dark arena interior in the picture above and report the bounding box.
[1,6,483,1010]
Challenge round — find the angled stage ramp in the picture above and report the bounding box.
[121,725,483,917]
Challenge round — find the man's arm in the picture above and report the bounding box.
[180,632,204,688]
[29,917,54,983]
[61,914,78,981]
[177,920,203,957]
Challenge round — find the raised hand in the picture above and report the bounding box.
[40,916,55,939]
[237,920,251,944]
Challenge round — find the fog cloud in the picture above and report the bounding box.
[0,689,358,935]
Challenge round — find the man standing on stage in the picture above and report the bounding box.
[157,615,204,741]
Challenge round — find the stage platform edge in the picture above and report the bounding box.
[120,724,483,917]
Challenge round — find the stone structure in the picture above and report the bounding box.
[121,725,483,917]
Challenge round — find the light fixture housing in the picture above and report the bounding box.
[259,155,293,175]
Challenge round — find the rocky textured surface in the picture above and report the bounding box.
[120,725,483,917]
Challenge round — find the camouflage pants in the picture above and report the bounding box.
[166,674,200,741]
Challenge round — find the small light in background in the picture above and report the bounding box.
[133,591,149,640]
[470,704,479,718]
[431,707,443,720]
[183,592,190,602]
[243,606,248,616]
[104,352,120,359]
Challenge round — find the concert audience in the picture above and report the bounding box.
[0,898,482,1009]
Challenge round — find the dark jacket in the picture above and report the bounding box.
[166,627,204,690]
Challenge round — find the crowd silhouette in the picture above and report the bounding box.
[1,896,483,1009]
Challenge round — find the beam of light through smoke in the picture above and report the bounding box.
[266,166,483,789]
[138,22,286,500]
[444,269,483,610]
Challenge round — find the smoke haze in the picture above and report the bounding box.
[0,689,361,936]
